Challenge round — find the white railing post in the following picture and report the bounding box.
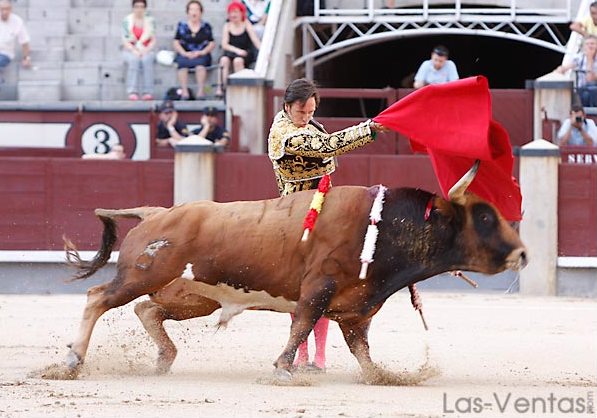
[518,140,561,296]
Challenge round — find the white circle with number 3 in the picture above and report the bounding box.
[81,124,120,156]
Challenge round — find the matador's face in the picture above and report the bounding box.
[285,97,317,128]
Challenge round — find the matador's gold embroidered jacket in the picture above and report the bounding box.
[267,110,375,196]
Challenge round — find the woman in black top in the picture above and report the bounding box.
[216,1,261,97]
[172,0,215,99]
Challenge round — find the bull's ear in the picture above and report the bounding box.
[433,196,457,219]
[448,160,480,204]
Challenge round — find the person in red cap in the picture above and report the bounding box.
[216,1,261,97]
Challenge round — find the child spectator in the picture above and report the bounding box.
[172,0,215,99]
[216,1,261,97]
[121,0,156,101]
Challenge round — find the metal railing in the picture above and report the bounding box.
[308,0,572,23]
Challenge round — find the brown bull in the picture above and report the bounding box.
[61,163,527,381]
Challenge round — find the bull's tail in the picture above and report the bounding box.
[64,206,166,281]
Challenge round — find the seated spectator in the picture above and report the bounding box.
[173,0,215,99]
[557,104,597,146]
[216,1,261,97]
[556,35,597,107]
[413,45,459,89]
[121,0,156,101]
[242,0,269,39]
[156,100,189,147]
[82,144,127,160]
[191,106,230,146]
[0,0,31,72]
[570,1,597,38]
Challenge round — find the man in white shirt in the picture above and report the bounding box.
[0,0,31,69]
[557,104,597,146]
[413,45,459,89]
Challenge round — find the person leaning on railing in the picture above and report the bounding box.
[556,35,597,107]
[570,1,597,38]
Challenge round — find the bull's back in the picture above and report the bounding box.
[118,186,372,294]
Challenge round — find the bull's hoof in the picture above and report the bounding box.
[38,363,80,380]
[65,350,82,370]
[273,367,292,381]
[156,348,176,374]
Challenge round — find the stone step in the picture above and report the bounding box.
[18,80,61,101]
[18,63,63,82]
[30,47,65,63]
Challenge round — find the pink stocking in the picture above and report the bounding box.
[313,317,329,369]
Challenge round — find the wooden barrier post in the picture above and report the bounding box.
[531,76,573,141]
[174,137,223,204]
[227,70,272,154]
[518,139,561,296]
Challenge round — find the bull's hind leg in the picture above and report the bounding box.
[135,278,220,374]
[65,277,162,377]
[273,277,336,378]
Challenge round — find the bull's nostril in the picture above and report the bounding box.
[520,250,528,266]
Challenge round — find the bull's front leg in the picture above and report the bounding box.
[338,318,374,370]
[273,277,336,379]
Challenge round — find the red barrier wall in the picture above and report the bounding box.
[558,163,597,256]
[0,158,173,251]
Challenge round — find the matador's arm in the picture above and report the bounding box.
[283,120,376,158]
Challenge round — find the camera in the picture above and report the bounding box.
[576,116,584,123]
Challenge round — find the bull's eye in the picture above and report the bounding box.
[472,203,498,237]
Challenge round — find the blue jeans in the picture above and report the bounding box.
[578,85,597,107]
[0,54,11,69]
[123,50,155,95]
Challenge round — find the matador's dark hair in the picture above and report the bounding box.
[282,78,320,109]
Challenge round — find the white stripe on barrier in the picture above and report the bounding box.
[0,251,119,263]
[557,257,597,268]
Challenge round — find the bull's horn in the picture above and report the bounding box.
[448,160,480,202]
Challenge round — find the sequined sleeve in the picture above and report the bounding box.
[283,120,374,158]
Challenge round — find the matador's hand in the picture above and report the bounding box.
[369,121,389,133]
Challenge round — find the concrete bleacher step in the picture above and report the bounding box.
[11,0,229,102]
[18,80,61,101]
[18,63,62,82]
[30,47,65,63]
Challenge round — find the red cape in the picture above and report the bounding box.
[373,76,522,221]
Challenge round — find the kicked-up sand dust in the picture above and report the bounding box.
[1,291,596,417]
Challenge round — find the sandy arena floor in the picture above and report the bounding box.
[0,291,595,418]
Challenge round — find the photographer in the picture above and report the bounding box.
[557,104,597,146]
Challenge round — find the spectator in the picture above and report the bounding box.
[570,1,597,38]
[556,35,597,107]
[155,100,189,147]
[241,0,269,39]
[268,78,387,372]
[0,0,31,71]
[216,1,261,97]
[173,0,215,99]
[191,106,230,146]
[413,45,459,89]
[82,144,127,160]
[121,0,156,101]
[557,104,597,146]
